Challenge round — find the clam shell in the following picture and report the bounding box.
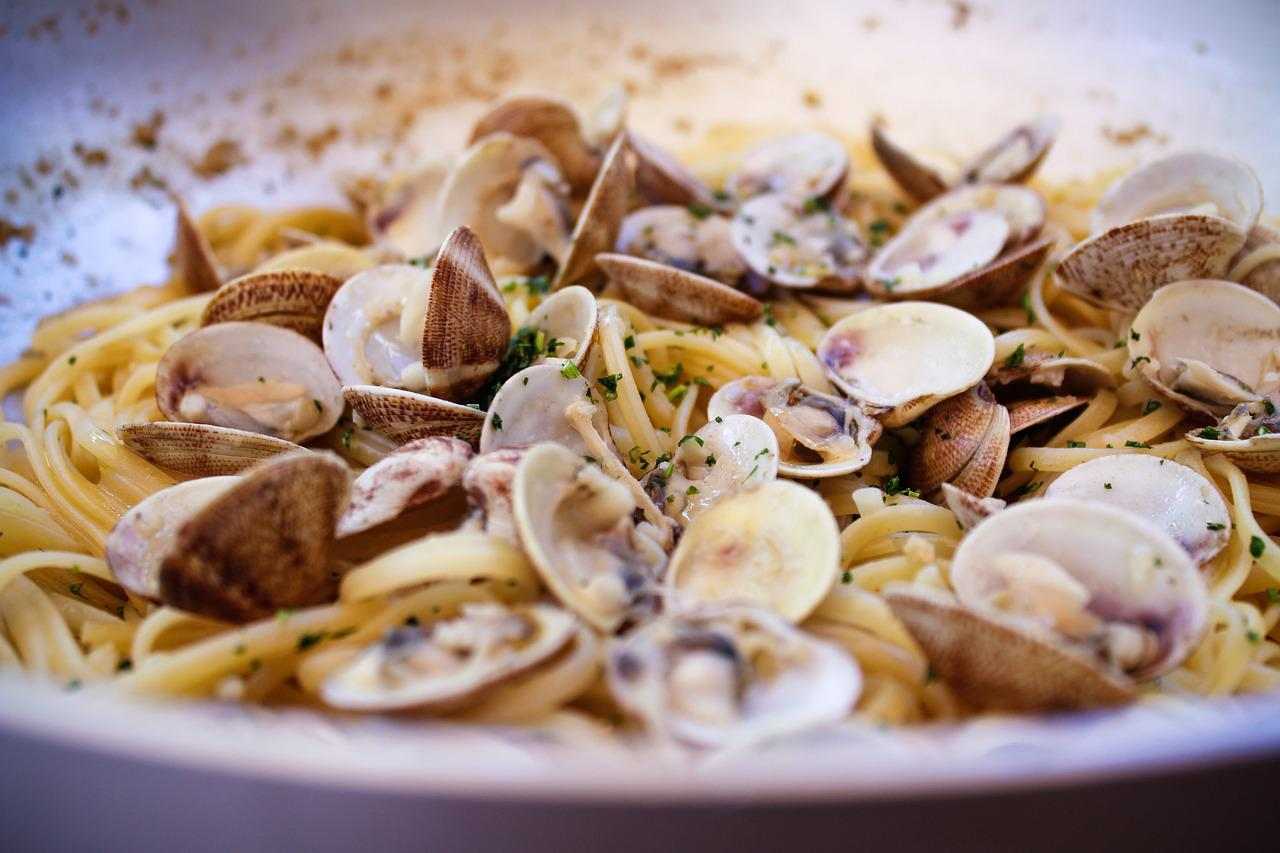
[1188,433,1280,474]
[202,269,343,341]
[356,163,449,259]
[959,115,1060,186]
[948,401,1010,499]
[869,122,949,203]
[1058,215,1247,310]
[480,363,610,456]
[652,414,779,525]
[337,436,474,537]
[596,253,763,325]
[253,242,377,281]
[155,321,343,443]
[322,264,428,389]
[118,421,300,477]
[939,482,1005,530]
[1006,394,1089,434]
[1091,151,1262,235]
[142,451,350,623]
[469,95,600,193]
[731,193,866,290]
[629,132,722,208]
[988,352,1116,395]
[1230,223,1280,302]
[420,226,510,402]
[906,382,1002,496]
[553,133,633,290]
[726,132,849,202]
[344,385,484,446]
[615,205,746,285]
[525,285,598,367]
[173,197,222,292]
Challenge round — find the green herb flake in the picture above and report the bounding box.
[1197,427,1221,440]
[1206,522,1226,531]
[687,203,713,220]
[1104,482,1113,490]
[1003,343,1026,369]
[841,570,852,584]
[686,485,700,496]
[312,399,323,414]
[1130,329,1140,341]
[1267,588,1280,603]
[1247,630,1261,644]
[68,582,84,598]
[666,384,689,404]
[802,196,830,215]
[1066,440,1086,448]
[1130,355,1151,369]
[704,454,717,468]
[623,334,636,350]
[560,362,581,379]
[1250,536,1267,559]
[116,658,133,672]
[1124,440,1151,449]
[597,373,623,401]
[770,230,797,247]
[492,412,504,431]
[296,631,327,651]
[678,434,705,447]
[67,355,77,365]
[340,427,354,449]
[275,609,293,622]
[1021,291,1035,324]
[1142,400,1162,415]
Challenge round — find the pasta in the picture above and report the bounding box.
[1,94,1278,749]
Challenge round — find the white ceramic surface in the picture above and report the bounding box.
[1,0,1280,821]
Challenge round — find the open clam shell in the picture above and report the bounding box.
[1128,280,1280,417]
[156,321,343,443]
[869,122,950,204]
[344,385,485,446]
[596,253,763,326]
[1091,151,1262,236]
[615,205,746,285]
[726,132,849,202]
[1230,223,1280,303]
[202,269,343,341]
[463,448,527,544]
[1185,397,1280,474]
[524,285,598,367]
[354,162,449,260]
[552,133,633,290]
[322,603,581,713]
[253,241,377,281]
[629,132,722,209]
[708,377,880,479]
[987,351,1116,395]
[648,413,779,526]
[469,95,601,193]
[118,421,300,477]
[323,264,432,390]
[665,480,840,623]
[940,482,1005,530]
[337,436,474,537]
[173,197,222,292]
[817,301,995,426]
[605,602,861,749]
[1045,454,1230,564]
[731,193,866,290]
[106,451,351,622]
[1006,394,1089,434]
[907,382,1009,498]
[958,115,1061,186]
[480,363,608,457]
[513,443,667,632]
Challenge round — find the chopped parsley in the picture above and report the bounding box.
[1130,329,1140,341]
[68,582,84,598]
[1130,355,1151,369]
[666,384,689,404]
[1264,399,1277,415]
[67,355,77,365]
[1066,440,1086,448]
[1142,400,1162,415]
[1021,291,1035,324]
[408,256,431,268]
[802,196,830,215]
[560,362,581,379]
[1247,630,1261,644]
[597,373,623,401]
[491,412,503,431]
[1267,588,1280,603]
[763,303,778,327]
[841,570,853,585]
[685,485,700,496]
[1197,427,1221,440]
[678,434,705,447]
[296,631,327,651]
[312,399,324,414]
[1003,343,1026,370]
[704,454,717,468]
[687,203,713,220]
[478,325,560,406]
[1124,440,1151,449]
[652,362,683,389]
[1206,522,1226,531]
[770,230,797,247]
[1103,482,1113,490]
[623,334,636,350]
[340,427,354,449]
[1250,536,1267,559]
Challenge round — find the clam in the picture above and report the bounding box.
[940,482,1005,530]
[615,205,746,285]
[817,301,996,427]
[253,241,378,281]
[1127,280,1280,417]
[1059,152,1261,309]
[1185,396,1280,474]
[469,95,601,193]
[648,414,779,526]
[731,193,867,290]
[321,602,581,712]
[201,269,344,341]
[463,448,526,543]
[323,264,435,390]
[174,198,222,291]
[523,284,598,367]
[871,116,1059,203]
[105,451,350,622]
[118,421,300,477]
[596,254,763,325]
[436,133,571,273]
[356,163,449,260]
[1005,394,1089,434]
[987,351,1116,395]
[1230,223,1280,302]
[480,363,610,457]
[906,382,1011,499]
[887,497,1209,711]
[707,377,880,478]
[1045,455,1230,564]
[864,184,1050,307]
[605,602,861,748]
[552,133,633,290]
[512,443,667,632]
[343,386,485,446]
[629,133,722,209]
[726,132,849,202]
[666,480,839,622]
[337,437,473,537]
[155,321,342,443]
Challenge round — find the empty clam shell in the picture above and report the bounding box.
[650,413,779,525]
[322,602,580,712]
[708,377,880,479]
[1006,394,1089,434]
[337,436,473,537]
[420,226,511,401]
[1091,151,1262,236]
[355,163,449,259]
[436,133,569,272]
[463,448,526,543]
[629,132,722,208]
[513,443,666,632]
[1058,215,1248,310]
[616,205,746,285]
[911,183,1048,247]
[118,421,300,477]
[323,264,432,389]
[524,285,598,367]
[1045,455,1230,564]
[666,480,839,623]
[469,95,601,193]
[552,133,633,290]
[1230,224,1280,302]
[959,115,1061,186]
[1185,397,1280,474]
[988,351,1116,395]
[727,132,849,202]
[106,451,351,622]
[344,385,485,446]
[174,198,222,292]
[1128,280,1280,417]
[907,382,1008,497]
[481,363,609,457]
[605,602,860,749]
[156,321,343,443]
[940,482,1005,530]
[817,301,995,426]
[869,122,950,204]
[253,242,377,281]
[731,193,867,290]
[596,253,763,325]
[202,269,343,341]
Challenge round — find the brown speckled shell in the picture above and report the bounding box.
[119,421,300,476]
[344,385,485,446]
[469,95,601,193]
[870,122,949,204]
[202,269,343,341]
[596,253,763,325]
[553,134,633,291]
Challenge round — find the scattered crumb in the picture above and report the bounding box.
[3,190,18,205]
[1102,123,1168,146]
[130,110,165,150]
[72,143,109,167]
[191,139,247,178]
[304,125,341,159]
[59,250,79,267]
[374,81,394,101]
[672,116,693,135]
[0,219,36,247]
[129,166,168,192]
[802,89,823,109]
[861,16,881,32]
[949,1,972,30]
[34,158,54,176]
